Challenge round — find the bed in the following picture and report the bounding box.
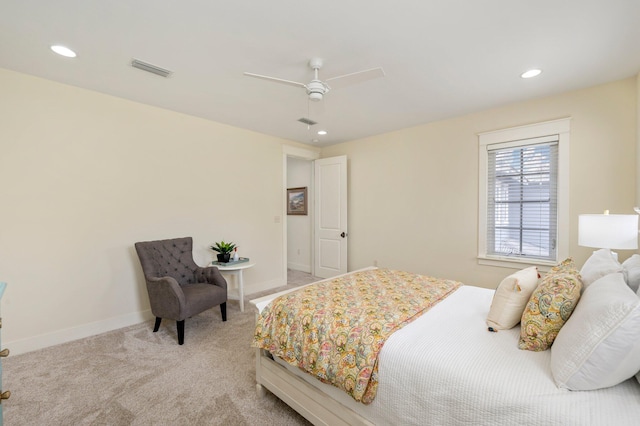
[250,266,640,426]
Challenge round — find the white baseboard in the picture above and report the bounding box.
[6,309,154,356]
[244,277,287,295]
[6,278,287,356]
[287,262,311,273]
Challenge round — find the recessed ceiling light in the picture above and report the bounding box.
[521,69,542,79]
[317,130,327,135]
[50,45,77,58]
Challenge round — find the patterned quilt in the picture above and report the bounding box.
[252,268,462,404]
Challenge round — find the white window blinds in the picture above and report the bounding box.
[486,136,558,261]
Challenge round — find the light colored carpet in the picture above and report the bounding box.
[3,270,320,425]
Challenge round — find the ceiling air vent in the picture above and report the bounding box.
[131,59,173,78]
[297,117,317,126]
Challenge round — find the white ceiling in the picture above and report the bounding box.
[2,1,640,147]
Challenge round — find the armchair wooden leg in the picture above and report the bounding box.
[153,317,162,332]
[221,302,227,322]
[177,320,185,345]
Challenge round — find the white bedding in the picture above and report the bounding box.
[257,284,640,426]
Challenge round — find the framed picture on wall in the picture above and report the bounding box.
[287,187,308,215]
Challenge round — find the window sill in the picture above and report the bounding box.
[477,256,556,273]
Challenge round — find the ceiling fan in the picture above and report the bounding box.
[244,58,385,102]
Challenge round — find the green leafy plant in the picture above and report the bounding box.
[210,240,236,254]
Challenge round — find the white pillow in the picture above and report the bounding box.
[622,254,640,292]
[579,248,623,290]
[550,272,640,390]
[486,266,539,330]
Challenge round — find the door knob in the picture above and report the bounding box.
[340,232,348,238]
[0,390,10,401]
[0,348,8,357]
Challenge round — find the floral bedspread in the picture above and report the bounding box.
[252,268,462,404]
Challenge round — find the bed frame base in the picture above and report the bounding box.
[255,348,374,426]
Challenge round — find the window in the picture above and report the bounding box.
[478,119,570,268]
[488,138,558,260]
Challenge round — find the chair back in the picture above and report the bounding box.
[134,237,199,285]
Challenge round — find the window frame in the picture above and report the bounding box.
[478,118,571,270]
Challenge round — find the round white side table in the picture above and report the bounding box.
[213,262,255,312]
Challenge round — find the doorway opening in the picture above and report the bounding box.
[286,156,313,276]
[283,146,319,285]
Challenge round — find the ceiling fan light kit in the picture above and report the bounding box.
[306,80,328,102]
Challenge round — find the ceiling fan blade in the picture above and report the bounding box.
[243,72,306,89]
[325,67,385,90]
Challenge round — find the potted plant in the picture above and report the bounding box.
[210,240,236,263]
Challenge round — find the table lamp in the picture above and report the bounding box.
[578,211,638,252]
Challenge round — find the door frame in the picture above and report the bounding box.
[282,145,320,283]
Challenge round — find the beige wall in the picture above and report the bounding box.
[1,67,637,354]
[286,157,312,273]
[0,68,310,354]
[322,77,637,289]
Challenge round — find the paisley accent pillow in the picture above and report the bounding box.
[548,257,580,275]
[518,258,582,351]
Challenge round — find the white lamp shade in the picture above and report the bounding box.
[578,214,638,250]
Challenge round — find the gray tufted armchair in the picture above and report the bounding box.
[134,237,227,345]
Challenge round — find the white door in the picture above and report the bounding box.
[314,155,348,278]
